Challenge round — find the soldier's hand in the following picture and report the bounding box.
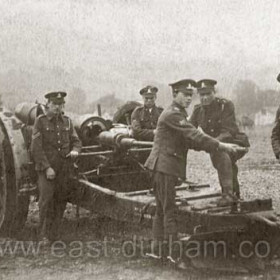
[218,142,240,154]
[69,150,79,159]
[46,167,56,180]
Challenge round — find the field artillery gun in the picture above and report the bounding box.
[0,102,280,272]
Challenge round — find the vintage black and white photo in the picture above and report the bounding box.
[1,1,280,279]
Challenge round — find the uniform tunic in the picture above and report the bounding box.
[31,112,81,239]
[31,113,81,172]
[189,97,244,196]
[189,97,239,142]
[131,105,163,141]
[144,101,219,246]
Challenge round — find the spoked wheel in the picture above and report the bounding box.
[0,135,29,236]
[0,156,7,231]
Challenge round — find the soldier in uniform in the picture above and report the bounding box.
[144,79,240,263]
[131,85,163,141]
[31,92,82,244]
[190,79,248,200]
[271,108,280,161]
[271,73,280,161]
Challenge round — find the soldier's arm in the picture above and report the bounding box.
[271,110,280,159]
[131,108,154,141]
[69,119,82,153]
[164,111,219,152]
[30,117,51,171]
[216,101,239,142]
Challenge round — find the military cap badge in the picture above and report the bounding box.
[196,79,217,94]
[169,79,196,94]
[179,119,187,126]
[44,91,67,104]
[139,85,158,95]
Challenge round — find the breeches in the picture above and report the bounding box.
[210,150,246,195]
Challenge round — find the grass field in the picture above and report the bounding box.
[1,125,280,280]
[188,125,280,212]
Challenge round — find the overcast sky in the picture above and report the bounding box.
[1,0,280,101]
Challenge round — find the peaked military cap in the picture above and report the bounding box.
[196,79,217,93]
[139,85,158,96]
[277,73,280,83]
[169,79,196,94]
[44,91,67,104]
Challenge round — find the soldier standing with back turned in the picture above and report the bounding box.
[31,92,81,244]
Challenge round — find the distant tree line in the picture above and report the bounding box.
[1,70,279,119]
[233,80,279,116]
[0,86,125,118]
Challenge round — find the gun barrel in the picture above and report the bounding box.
[98,130,153,148]
[119,138,153,147]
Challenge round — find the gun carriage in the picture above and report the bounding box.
[0,102,279,271]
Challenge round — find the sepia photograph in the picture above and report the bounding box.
[1,0,280,279]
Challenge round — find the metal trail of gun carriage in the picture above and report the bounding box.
[0,101,280,272]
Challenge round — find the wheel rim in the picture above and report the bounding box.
[0,155,7,228]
